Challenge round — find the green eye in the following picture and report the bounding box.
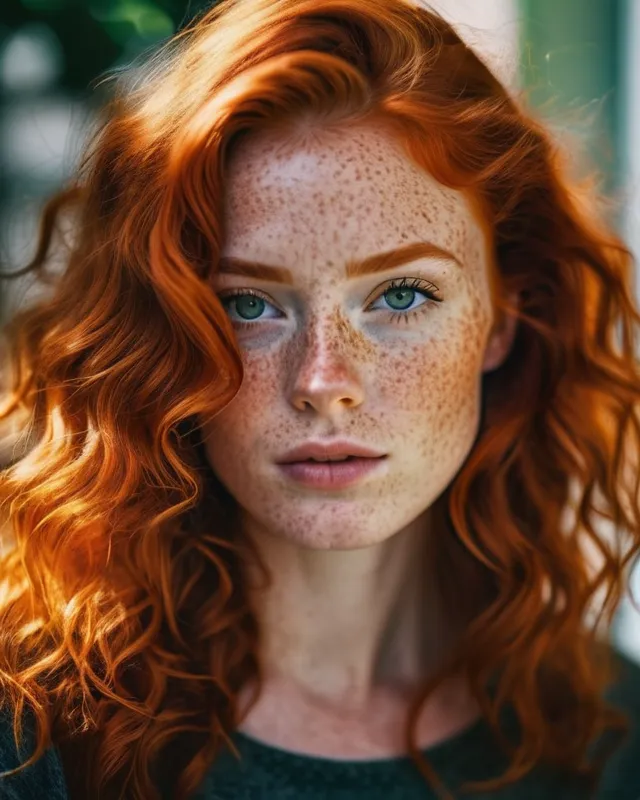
[220,289,280,323]
[231,294,266,320]
[218,277,443,330]
[367,277,442,324]
[383,286,417,311]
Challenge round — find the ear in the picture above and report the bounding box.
[482,292,519,373]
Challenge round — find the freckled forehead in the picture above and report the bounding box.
[222,124,486,270]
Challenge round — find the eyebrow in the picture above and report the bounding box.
[216,241,461,283]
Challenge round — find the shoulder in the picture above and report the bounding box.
[596,644,640,799]
[0,703,69,800]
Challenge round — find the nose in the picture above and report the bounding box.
[286,322,365,416]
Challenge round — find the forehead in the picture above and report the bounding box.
[222,123,486,272]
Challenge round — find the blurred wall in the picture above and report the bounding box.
[617,0,640,662]
[419,0,520,88]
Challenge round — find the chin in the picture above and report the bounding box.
[254,509,400,550]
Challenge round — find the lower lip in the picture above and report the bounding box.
[277,456,387,489]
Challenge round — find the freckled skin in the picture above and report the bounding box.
[198,123,516,749]
[202,123,507,551]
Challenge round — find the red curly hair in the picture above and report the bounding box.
[1,0,639,798]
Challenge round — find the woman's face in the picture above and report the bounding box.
[201,122,513,549]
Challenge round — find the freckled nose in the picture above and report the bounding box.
[287,330,365,415]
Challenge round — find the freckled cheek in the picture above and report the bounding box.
[242,349,284,404]
[205,350,283,440]
[376,329,485,416]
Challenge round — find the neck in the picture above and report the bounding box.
[238,507,457,713]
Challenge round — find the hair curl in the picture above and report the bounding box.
[1,0,640,798]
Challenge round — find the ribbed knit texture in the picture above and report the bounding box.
[1,646,639,799]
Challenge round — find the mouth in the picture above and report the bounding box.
[297,455,364,462]
[276,455,388,490]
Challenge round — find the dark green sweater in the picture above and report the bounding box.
[1,646,639,799]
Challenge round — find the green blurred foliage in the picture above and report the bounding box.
[1,0,215,94]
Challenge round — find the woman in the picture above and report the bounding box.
[0,0,639,797]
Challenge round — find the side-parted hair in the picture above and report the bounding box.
[1,1,639,797]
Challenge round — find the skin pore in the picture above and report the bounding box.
[200,122,517,758]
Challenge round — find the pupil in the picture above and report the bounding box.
[236,295,264,320]
[387,288,414,310]
[232,289,416,321]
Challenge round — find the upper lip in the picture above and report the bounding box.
[276,440,387,464]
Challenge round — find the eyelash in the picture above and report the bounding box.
[218,277,443,329]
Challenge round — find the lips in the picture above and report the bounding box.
[300,455,358,463]
[277,454,388,490]
[277,440,386,465]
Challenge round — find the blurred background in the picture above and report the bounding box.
[0,0,639,661]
